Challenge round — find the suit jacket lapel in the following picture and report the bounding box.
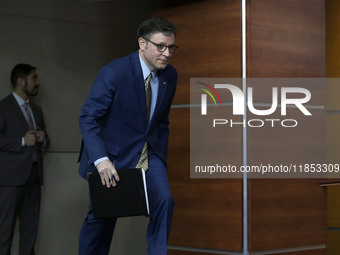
[133,75,146,113]
[148,73,169,128]
[30,104,40,128]
[9,94,30,130]
[131,52,170,130]
[131,52,148,127]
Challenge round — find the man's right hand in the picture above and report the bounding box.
[96,160,120,188]
[24,130,37,147]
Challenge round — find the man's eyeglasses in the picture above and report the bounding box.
[142,37,178,53]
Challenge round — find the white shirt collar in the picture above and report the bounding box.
[12,92,29,106]
[138,53,156,81]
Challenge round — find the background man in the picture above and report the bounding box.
[0,63,50,255]
[78,17,178,255]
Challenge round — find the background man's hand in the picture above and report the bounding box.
[24,130,36,146]
[96,160,120,188]
[36,127,45,143]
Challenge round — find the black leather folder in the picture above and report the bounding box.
[88,168,149,218]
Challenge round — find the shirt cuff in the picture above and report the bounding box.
[22,137,25,147]
[94,157,109,166]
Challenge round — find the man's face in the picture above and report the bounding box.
[23,70,40,97]
[139,32,176,72]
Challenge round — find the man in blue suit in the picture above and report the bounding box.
[78,17,178,255]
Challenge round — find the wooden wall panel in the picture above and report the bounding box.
[168,249,327,255]
[328,230,340,255]
[327,185,340,228]
[326,1,340,254]
[168,108,243,251]
[153,0,241,104]
[247,0,325,78]
[154,0,243,252]
[155,0,328,254]
[168,178,242,251]
[246,78,325,106]
[327,115,340,164]
[326,79,340,110]
[168,250,238,255]
[326,0,340,77]
[248,109,326,173]
[248,179,327,251]
[325,0,340,114]
[190,106,243,178]
[262,249,326,255]
[247,0,327,252]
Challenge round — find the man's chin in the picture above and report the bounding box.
[28,91,38,97]
[157,63,169,70]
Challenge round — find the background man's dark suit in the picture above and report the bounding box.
[0,89,49,254]
[0,94,47,186]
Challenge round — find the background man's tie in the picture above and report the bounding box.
[136,73,152,171]
[24,102,38,162]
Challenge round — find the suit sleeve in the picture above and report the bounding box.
[0,104,22,152]
[79,66,117,165]
[36,105,50,151]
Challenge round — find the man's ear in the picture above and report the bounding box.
[138,37,146,50]
[17,77,25,88]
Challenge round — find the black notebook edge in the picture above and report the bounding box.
[140,169,150,215]
[87,168,149,218]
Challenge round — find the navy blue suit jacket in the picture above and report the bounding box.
[78,51,177,179]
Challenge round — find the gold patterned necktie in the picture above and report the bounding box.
[145,73,152,124]
[136,73,152,171]
[24,103,35,130]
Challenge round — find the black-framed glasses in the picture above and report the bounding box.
[142,37,178,53]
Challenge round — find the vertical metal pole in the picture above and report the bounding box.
[241,0,248,254]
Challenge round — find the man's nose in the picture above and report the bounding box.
[162,47,171,57]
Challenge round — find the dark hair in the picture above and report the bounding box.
[137,17,177,40]
[10,63,36,88]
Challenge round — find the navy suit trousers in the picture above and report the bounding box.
[0,164,41,255]
[78,150,174,255]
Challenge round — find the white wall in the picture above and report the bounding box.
[0,1,150,254]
